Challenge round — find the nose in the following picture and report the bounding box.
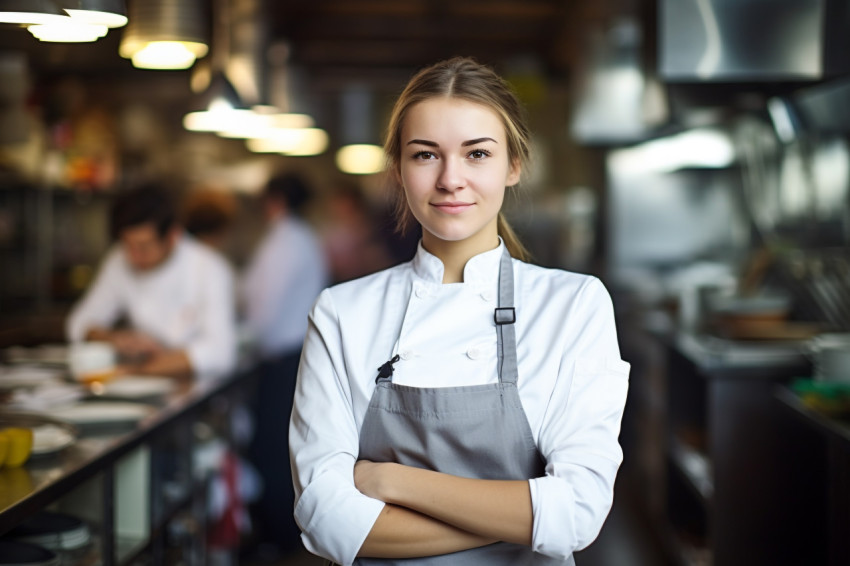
[436,157,465,192]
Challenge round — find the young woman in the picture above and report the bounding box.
[289,57,630,565]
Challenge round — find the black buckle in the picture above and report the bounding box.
[494,307,516,325]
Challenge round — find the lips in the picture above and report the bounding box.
[431,201,474,214]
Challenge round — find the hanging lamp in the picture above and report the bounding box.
[119,0,208,70]
[183,71,249,132]
[0,0,67,25]
[63,0,127,28]
[3,0,126,43]
[28,18,108,42]
[335,85,385,175]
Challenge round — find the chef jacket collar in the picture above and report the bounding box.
[411,238,506,286]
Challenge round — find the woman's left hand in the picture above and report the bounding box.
[354,460,398,502]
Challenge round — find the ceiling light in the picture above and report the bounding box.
[29,18,107,42]
[63,0,127,28]
[246,128,329,156]
[218,108,314,139]
[119,0,208,70]
[183,72,247,132]
[335,85,385,175]
[130,41,207,70]
[0,0,67,25]
[335,144,385,175]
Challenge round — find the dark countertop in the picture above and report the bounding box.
[775,385,850,447]
[0,367,257,535]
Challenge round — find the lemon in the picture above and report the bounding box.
[2,428,33,468]
[0,432,8,467]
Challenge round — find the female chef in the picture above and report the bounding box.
[289,57,630,565]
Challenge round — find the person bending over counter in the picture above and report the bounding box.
[66,183,238,380]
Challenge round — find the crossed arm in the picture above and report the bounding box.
[354,460,533,558]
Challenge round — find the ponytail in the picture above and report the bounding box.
[497,213,529,262]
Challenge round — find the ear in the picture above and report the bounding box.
[506,160,522,187]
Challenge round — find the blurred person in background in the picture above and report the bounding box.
[66,183,238,379]
[240,172,329,557]
[182,187,239,254]
[317,182,394,283]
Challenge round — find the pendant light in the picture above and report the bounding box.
[182,0,245,131]
[1,0,127,43]
[183,70,248,132]
[335,85,385,175]
[29,19,108,42]
[119,0,208,70]
[64,0,128,28]
[0,0,67,25]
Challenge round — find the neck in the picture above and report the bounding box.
[422,231,500,284]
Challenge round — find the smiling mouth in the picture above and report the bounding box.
[431,202,474,214]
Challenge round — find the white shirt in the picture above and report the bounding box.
[66,234,238,379]
[241,215,329,359]
[290,241,630,565]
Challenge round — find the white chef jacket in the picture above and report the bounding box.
[289,241,630,565]
[240,215,329,359]
[66,234,238,379]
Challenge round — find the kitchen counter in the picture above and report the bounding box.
[0,366,258,564]
[673,330,811,377]
[775,383,850,566]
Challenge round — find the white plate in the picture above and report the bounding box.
[99,376,176,400]
[51,402,156,427]
[31,424,77,456]
[0,366,64,390]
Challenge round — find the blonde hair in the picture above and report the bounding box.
[384,57,531,261]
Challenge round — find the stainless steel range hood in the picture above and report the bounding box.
[659,0,850,82]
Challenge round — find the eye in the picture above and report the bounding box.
[467,149,492,160]
[412,150,437,160]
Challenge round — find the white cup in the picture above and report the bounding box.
[809,333,850,383]
[68,341,117,382]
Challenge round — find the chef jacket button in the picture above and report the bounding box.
[415,285,427,299]
[400,350,414,360]
[480,291,494,302]
[467,347,481,360]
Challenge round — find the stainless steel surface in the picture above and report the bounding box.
[659,0,846,80]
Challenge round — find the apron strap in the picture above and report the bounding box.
[376,245,519,385]
[496,248,519,386]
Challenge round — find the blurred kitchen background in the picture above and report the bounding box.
[2,1,850,565]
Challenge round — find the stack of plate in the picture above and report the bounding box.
[50,401,156,433]
[97,375,176,402]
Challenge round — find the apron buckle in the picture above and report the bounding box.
[494,307,516,325]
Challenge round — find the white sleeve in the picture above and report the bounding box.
[289,289,384,565]
[66,249,125,343]
[185,260,238,379]
[528,277,630,559]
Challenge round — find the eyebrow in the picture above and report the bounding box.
[405,137,499,147]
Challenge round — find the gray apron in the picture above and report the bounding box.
[354,248,574,565]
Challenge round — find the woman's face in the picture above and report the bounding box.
[399,97,520,254]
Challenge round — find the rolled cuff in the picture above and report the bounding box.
[529,458,619,560]
[295,469,385,566]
